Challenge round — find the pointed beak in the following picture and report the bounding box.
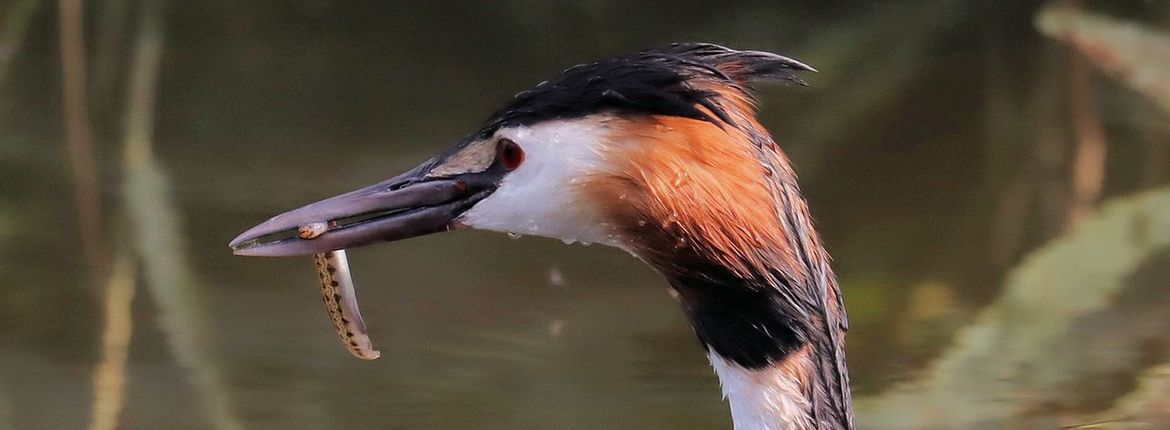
[229,162,497,257]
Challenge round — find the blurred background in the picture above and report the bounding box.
[2,1,1169,429]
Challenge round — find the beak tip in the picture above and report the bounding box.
[230,247,258,256]
[227,234,248,252]
[228,241,284,257]
[228,230,266,256]
[228,220,284,255]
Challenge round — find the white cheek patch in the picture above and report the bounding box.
[458,118,623,248]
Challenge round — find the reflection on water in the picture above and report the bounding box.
[1,1,1169,429]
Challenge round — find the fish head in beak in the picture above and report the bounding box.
[228,136,520,257]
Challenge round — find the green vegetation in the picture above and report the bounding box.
[859,188,1170,428]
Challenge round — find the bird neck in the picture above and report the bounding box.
[581,114,854,428]
[626,151,855,429]
[667,266,853,430]
[708,348,816,430]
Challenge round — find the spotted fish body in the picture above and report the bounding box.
[313,250,380,360]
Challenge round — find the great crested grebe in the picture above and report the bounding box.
[230,43,853,430]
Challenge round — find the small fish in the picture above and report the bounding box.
[312,250,380,360]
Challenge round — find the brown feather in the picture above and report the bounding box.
[580,107,853,429]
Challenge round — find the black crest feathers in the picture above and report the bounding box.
[475,43,814,137]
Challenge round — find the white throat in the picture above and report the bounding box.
[709,352,814,430]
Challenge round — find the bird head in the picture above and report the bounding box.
[230,43,854,429]
[229,43,814,277]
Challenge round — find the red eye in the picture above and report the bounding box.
[498,138,525,171]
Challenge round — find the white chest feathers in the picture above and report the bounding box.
[709,352,815,430]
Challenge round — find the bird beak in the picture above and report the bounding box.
[228,161,498,257]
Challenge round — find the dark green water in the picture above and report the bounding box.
[1,1,1169,429]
